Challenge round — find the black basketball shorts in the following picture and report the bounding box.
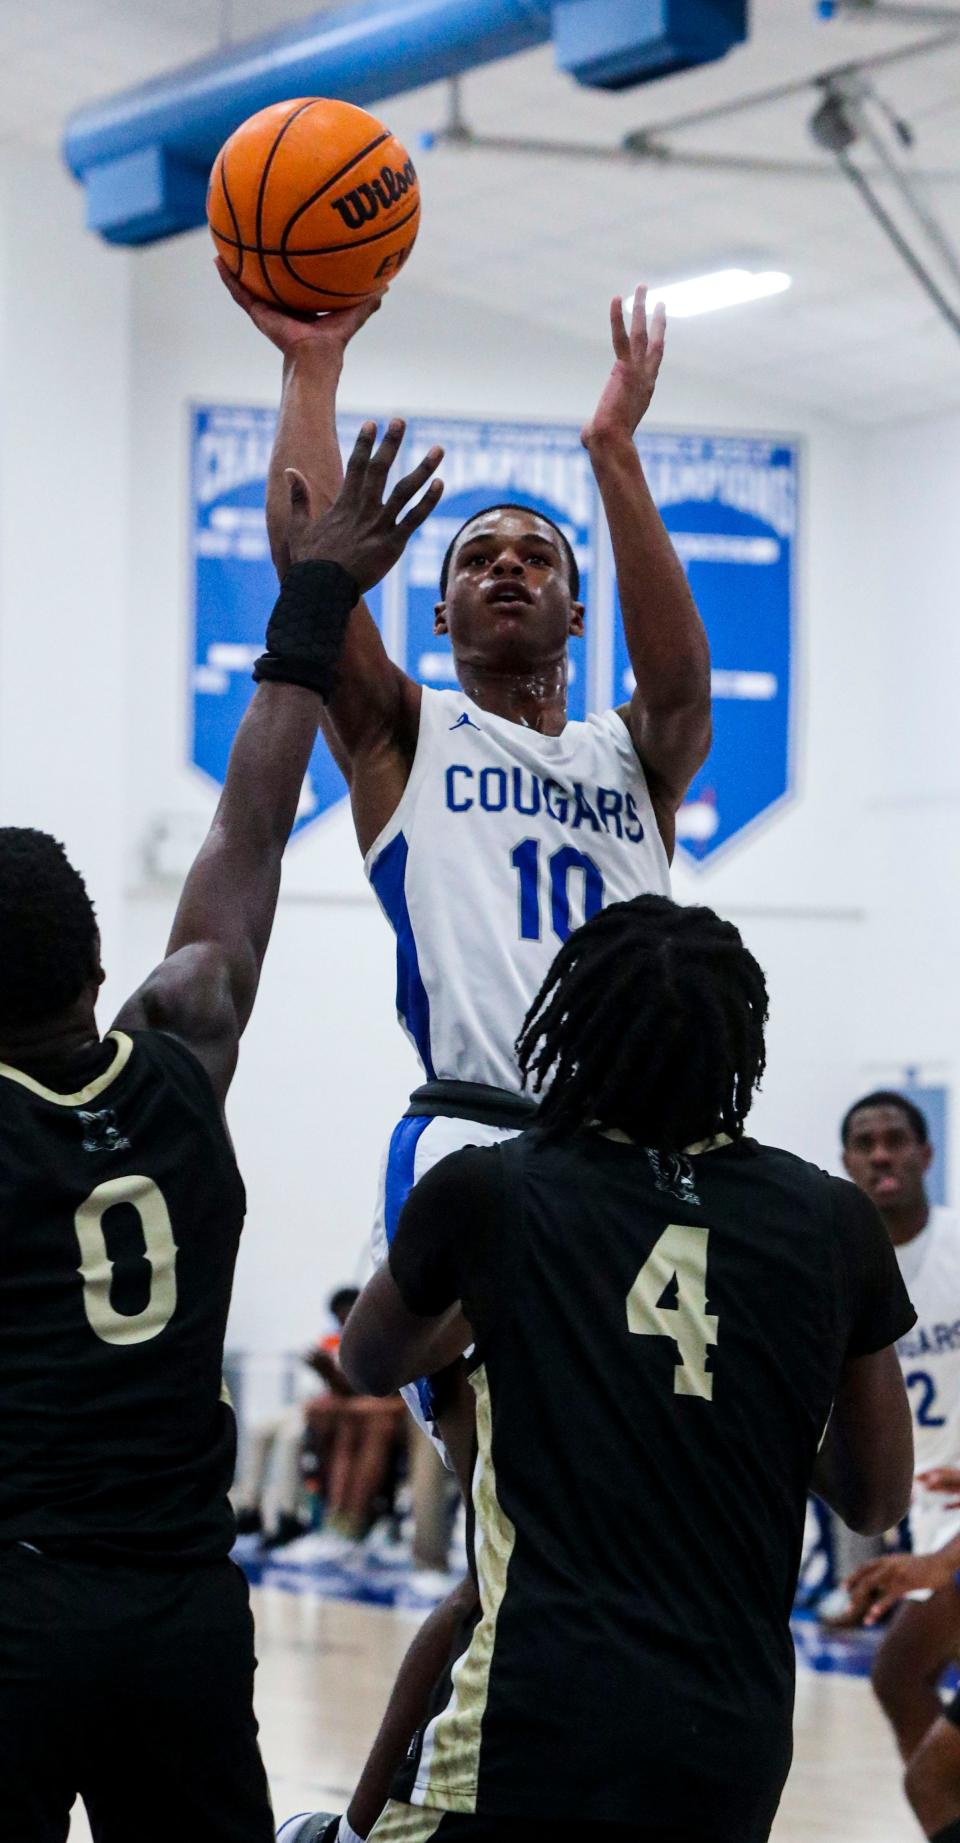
[367,1806,744,1843]
[0,1542,274,1843]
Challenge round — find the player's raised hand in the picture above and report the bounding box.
[581,284,666,450]
[215,256,381,356]
[845,1550,956,1625]
[285,420,444,592]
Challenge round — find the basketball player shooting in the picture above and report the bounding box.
[217,263,712,1429]
[219,263,711,1843]
[0,422,442,1843]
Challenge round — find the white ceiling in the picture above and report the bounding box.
[4,0,960,420]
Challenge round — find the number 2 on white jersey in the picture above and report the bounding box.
[905,1369,947,1429]
[627,1223,718,1400]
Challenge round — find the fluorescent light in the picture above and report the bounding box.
[628,269,792,320]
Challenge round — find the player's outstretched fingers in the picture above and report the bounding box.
[386,446,444,519]
[367,419,406,485]
[343,421,380,489]
[837,1578,872,1626]
[214,255,259,312]
[629,284,649,356]
[610,294,631,362]
[865,1585,903,1625]
[397,477,444,538]
[648,299,667,368]
[214,255,317,332]
[338,295,382,338]
[847,1560,881,1595]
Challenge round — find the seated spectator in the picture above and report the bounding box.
[234,1287,360,1548]
[407,1419,459,1586]
[304,1338,406,1551]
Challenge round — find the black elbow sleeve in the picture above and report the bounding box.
[253,560,359,701]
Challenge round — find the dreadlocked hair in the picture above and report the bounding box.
[0,827,99,1027]
[516,894,768,1151]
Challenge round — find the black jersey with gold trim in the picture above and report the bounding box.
[388,1129,915,1839]
[0,1029,245,1562]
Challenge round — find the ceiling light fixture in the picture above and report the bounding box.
[628,268,792,319]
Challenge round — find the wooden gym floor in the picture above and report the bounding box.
[65,1586,919,1841]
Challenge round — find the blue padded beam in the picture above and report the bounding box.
[65,0,552,239]
[554,1,746,91]
[64,0,746,245]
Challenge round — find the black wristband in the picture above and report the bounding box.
[253,560,360,701]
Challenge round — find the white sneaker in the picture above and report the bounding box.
[362,1518,410,1567]
[409,1567,456,1599]
[816,1585,858,1626]
[270,1530,355,1565]
[276,1813,339,1842]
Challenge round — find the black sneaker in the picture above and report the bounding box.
[276,1814,340,1843]
[234,1507,263,1536]
[262,1512,311,1550]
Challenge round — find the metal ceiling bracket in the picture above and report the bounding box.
[810,76,960,340]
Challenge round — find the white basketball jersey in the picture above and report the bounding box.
[895,1208,960,1554]
[365,687,671,1092]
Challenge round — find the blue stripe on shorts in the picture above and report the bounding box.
[383,1113,435,1427]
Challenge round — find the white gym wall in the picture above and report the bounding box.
[0,19,957,1352]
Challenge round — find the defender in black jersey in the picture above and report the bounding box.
[0,414,443,1843]
[340,896,915,1843]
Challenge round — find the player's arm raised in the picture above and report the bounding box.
[582,286,712,860]
[217,263,423,854]
[114,423,443,1106]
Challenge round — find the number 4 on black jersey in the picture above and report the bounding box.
[387,1129,915,1842]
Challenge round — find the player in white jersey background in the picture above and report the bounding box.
[838,1092,960,1843]
[221,268,711,1843]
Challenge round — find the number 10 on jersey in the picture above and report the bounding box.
[511,840,605,943]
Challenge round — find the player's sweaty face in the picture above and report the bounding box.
[843,1105,931,1211]
[435,512,582,669]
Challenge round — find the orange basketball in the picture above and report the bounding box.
[207,97,421,313]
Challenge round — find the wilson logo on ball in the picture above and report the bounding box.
[331,161,418,231]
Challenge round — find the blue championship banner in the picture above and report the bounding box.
[191,404,381,834]
[191,409,797,863]
[622,434,797,864]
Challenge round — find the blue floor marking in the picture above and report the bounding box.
[791,1608,879,1679]
[234,1543,930,1677]
[236,1541,458,1613]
